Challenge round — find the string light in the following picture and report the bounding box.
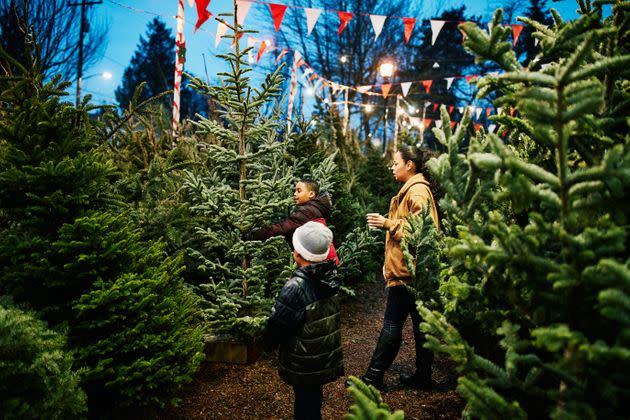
[365,104,373,113]
[340,55,348,63]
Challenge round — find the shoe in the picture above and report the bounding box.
[399,372,432,390]
[360,374,386,391]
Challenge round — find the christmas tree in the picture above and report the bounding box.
[417,2,630,418]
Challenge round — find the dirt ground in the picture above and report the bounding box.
[158,277,465,419]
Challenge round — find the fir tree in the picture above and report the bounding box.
[417,2,630,418]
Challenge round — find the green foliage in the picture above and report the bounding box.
[0,302,87,419]
[336,227,382,294]
[420,3,630,418]
[58,212,205,408]
[344,376,405,419]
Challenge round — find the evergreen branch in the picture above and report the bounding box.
[500,72,556,86]
[556,33,595,85]
[567,54,630,83]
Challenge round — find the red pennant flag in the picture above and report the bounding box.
[474,123,482,132]
[256,42,268,62]
[230,32,244,47]
[403,18,416,44]
[450,121,457,128]
[512,24,524,46]
[381,83,391,97]
[423,118,432,129]
[337,12,354,35]
[465,75,476,84]
[433,103,439,112]
[309,74,318,81]
[486,108,492,117]
[448,105,454,114]
[276,48,289,62]
[194,0,212,32]
[269,3,288,32]
[421,80,433,93]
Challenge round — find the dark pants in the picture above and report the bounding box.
[366,285,433,379]
[293,384,323,420]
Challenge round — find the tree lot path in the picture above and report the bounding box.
[161,276,464,419]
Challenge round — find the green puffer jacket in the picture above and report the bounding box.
[263,259,344,386]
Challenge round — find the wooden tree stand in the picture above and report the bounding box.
[204,334,262,364]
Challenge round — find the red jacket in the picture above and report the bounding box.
[251,193,339,265]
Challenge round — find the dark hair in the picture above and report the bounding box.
[397,145,443,201]
[299,178,320,195]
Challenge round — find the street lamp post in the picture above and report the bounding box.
[76,71,113,105]
[379,61,395,154]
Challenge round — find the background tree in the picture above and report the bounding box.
[115,17,208,119]
[0,0,106,80]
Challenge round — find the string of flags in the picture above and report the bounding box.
[191,0,526,47]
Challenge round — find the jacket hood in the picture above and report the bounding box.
[296,259,339,292]
[305,192,332,218]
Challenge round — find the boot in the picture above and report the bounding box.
[399,371,432,390]
[359,328,402,391]
[400,324,434,390]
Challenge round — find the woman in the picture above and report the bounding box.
[362,145,440,391]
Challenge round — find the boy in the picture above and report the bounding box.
[262,221,344,420]
[243,178,339,264]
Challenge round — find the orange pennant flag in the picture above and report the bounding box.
[512,24,524,46]
[256,42,268,62]
[450,121,457,128]
[309,74,318,81]
[421,80,433,93]
[403,18,416,44]
[486,108,492,117]
[338,12,354,35]
[269,3,288,32]
[423,118,432,129]
[448,106,454,114]
[381,83,391,97]
[474,123,482,132]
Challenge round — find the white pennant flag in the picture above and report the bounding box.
[445,77,455,90]
[400,82,412,97]
[535,38,539,46]
[424,101,431,109]
[435,120,443,129]
[247,36,258,49]
[497,107,503,114]
[215,22,229,47]
[430,20,446,45]
[370,15,387,41]
[488,23,493,34]
[188,0,195,7]
[475,107,483,119]
[236,0,252,25]
[304,8,322,36]
[357,85,372,93]
[488,124,497,134]
[457,106,464,114]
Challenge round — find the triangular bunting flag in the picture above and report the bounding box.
[445,77,454,90]
[215,21,229,47]
[475,107,482,119]
[430,20,446,45]
[457,106,464,114]
[276,48,289,62]
[465,74,476,84]
[435,120,443,129]
[512,24,524,46]
[497,107,503,114]
[194,0,212,32]
[421,80,433,94]
[488,22,493,34]
[304,8,322,35]
[474,123,482,132]
[403,18,416,44]
[381,84,391,97]
[400,82,412,97]
[269,3,287,32]
[450,121,457,128]
[337,12,354,35]
[433,103,439,112]
[188,0,195,7]
[257,41,269,62]
[236,0,252,25]
[230,32,244,48]
[370,15,387,41]
[488,124,496,134]
[486,108,492,117]
[357,85,372,93]
[247,36,257,49]
[535,38,539,46]
[448,105,454,114]
[423,118,432,129]
[424,101,431,109]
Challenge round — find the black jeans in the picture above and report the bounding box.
[382,285,433,375]
[293,384,323,420]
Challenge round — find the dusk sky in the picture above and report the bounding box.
[78,0,586,105]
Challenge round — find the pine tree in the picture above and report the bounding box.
[115,17,207,119]
[344,376,405,419]
[183,4,340,339]
[417,2,630,418]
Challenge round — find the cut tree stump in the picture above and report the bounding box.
[204,334,262,364]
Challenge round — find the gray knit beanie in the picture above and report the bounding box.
[292,221,333,262]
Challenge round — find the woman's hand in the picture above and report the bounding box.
[367,213,386,230]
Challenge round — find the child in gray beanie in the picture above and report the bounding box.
[263,221,344,420]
